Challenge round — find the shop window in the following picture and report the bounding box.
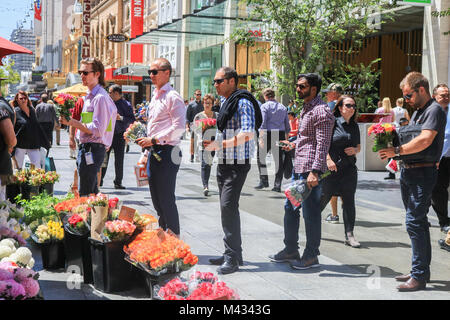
[188,45,222,98]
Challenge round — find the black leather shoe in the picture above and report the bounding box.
[217,261,239,275]
[438,239,450,252]
[209,256,243,266]
[271,187,281,192]
[114,184,126,190]
[254,182,269,190]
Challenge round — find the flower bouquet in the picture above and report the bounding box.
[195,118,217,132]
[0,243,35,269]
[123,121,147,144]
[54,196,89,214]
[66,214,89,236]
[284,171,331,209]
[54,93,76,121]
[157,271,239,300]
[30,216,64,244]
[368,122,396,152]
[133,212,158,230]
[0,262,41,300]
[88,193,109,241]
[123,229,198,276]
[102,220,136,242]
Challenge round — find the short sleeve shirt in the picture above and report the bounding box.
[328,117,360,168]
[410,99,446,163]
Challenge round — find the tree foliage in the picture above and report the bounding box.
[231,0,393,113]
[0,58,20,96]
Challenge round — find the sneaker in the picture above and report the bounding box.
[440,225,450,233]
[268,249,300,263]
[325,213,339,224]
[290,256,320,270]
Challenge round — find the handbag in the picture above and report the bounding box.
[45,156,56,172]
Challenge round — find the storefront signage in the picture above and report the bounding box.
[106,34,129,43]
[34,0,42,21]
[130,0,144,63]
[248,28,272,41]
[82,0,91,59]
[397,0,432,5]
[122,85,139,93]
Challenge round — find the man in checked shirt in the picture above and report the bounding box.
[269,73,334,270]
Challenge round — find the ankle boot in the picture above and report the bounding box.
[345,232,361,248]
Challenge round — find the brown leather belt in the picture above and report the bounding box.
[403,162,436,169]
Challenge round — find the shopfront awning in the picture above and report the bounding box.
[129,0,262,46]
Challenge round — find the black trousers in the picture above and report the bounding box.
[77,143,105,196]
[431,157,450,227]
[40,122,54,147]
[320,165,358,235]
[147,145,181,235]
[257,130,285,188]
[217,162,251,263]
[101,133,126,186]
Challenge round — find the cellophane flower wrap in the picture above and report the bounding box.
[368,122,396,152]
[157,271,239,300]
[0,262,41,300]
[29,216,64,244]
[124,229,198,274]
[103,220,136,242]
[284,171,331,208]
[54,93,76,121]
[133,212,158,230]
[195,118,217,132]
[66,214,89,235]
[124,121,147,143]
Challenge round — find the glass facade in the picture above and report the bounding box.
[188,45,222,98]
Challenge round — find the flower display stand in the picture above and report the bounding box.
[41,241,66,270]
[64,226,93,284]
[39,183,54,196]
[20,184,40,201]
[89,238,134,293]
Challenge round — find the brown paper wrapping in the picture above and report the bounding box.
[91,205,108,241]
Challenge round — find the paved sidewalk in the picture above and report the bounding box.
[30,130,450,300]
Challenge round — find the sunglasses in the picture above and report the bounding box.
[195,93,202,96]
[148,69,168,76]
[343,103,356,109]
[18,97,27,101]
[403,90,417,101]
[78,70,94,76]
[296,84,308,90]
[212,78,229,86]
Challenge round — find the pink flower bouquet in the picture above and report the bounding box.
[54,93,76,121]
[103,220,136,242]
[0,264,40,300]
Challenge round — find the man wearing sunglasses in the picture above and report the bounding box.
[269,73,334,271]
[59,58,117,196]
[378,72,446,292]
[205,66,262,275]
[186,89,204,162]
[136,58,185,237]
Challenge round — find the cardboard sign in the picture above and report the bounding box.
[119,206,136,223]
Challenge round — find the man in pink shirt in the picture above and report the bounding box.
[137,58,185,236]
[60,58,117,196]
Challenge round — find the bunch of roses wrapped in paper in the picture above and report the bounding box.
[157,271,239,300]
[103,220,136,242]
[123,229,198,273]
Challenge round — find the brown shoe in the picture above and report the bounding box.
[396,277,426,292]
[395,273,430,283]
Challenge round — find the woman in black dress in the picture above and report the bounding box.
[320,95,361,248]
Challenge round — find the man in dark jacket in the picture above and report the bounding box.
[36,93,59,147]
[186,89,203,162]
[100,84,135,189]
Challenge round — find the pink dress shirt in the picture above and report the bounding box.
[77,84,117,148]
[146,82,186,146]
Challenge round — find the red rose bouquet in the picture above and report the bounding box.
[368,122,396,152]
[195,118,217,132]
[66,214,88,235]
[54,93,76,121]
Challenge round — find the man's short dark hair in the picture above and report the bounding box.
[288,111,296,116]
[219,66,238,86]
[400,71,430,95]
[297,73,322,95]
[433,83,449,96]
[109,84,122,95]
[40,93,48,103]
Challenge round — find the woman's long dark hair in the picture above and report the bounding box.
[333,95,357,123]
[13,90,32,108]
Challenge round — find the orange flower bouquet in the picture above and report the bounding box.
[124,229,198,275]
[367,122,396,152]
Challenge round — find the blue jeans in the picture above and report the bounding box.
[77,143,105,196]
[400,166,437,282]
[283,172,323,259]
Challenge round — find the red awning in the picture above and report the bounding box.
[0,37,33,65]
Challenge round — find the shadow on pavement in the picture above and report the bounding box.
[357,180,401,191]
[355,221,403,228]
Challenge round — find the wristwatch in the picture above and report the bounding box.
[394,146,401,157]
[151,138,157,146]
